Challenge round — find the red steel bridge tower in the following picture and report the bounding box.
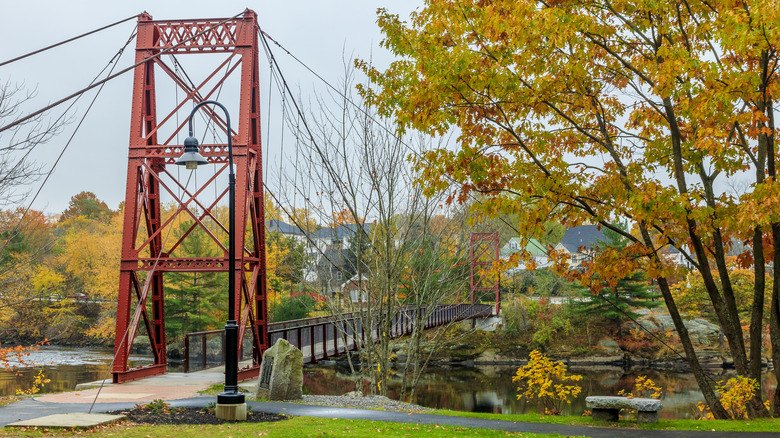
[113,11,268,383]
[469,232,500,314]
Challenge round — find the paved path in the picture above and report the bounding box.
[0,368,778,438]
[2,397,780,438]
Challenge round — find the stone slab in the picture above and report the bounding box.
[7,413,125,428]
[586,396,662,411]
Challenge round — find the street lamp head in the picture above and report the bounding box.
[175,135,209,170]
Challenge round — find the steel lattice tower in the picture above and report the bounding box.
[113,11,268,383]
[469,232,499,313]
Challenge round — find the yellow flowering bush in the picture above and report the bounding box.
[617,375,663,419]
[618,375,663,399]
[512,350,583,415]
[697,375,765,420]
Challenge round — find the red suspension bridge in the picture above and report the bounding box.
[0,10,501,384]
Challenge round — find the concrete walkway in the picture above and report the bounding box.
[0,368,778,437]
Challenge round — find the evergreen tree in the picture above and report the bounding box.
[571,224,660,337]
[164,221,225,344]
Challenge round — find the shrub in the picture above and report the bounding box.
[697,375,764,420]
[502,299,529,335]
[617,375,663,419]
[618,375,663,399]
[137,399,171,413]
[16,369,50,396]
[512,350,582,415]
[270,293,315,322]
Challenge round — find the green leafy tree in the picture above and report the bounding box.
[572,224,661,336]
[266,230,307,284]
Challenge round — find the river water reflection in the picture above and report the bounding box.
[3,346,776,420]
[303,365,778,419]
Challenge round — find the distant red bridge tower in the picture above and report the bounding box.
[469,232,500,315]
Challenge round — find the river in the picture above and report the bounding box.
[2,346,776,419]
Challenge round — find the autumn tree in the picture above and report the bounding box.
[59,191,112,222]
[264,194,282,222]
[365,0,780,417]
[280,60,474,398]
[287,207,319,234]
[53,198,122,341]
[0,208,59,339]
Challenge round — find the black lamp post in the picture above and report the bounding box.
[175,100,245,419]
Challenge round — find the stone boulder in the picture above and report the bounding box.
[598,338,621,354]
[635,314,720,346]
[254,338,303,401]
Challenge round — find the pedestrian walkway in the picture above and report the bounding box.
[1,369,778,438]
[38,367,227,404]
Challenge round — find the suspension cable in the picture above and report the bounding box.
[0,10,248,135]
[0,26,137,257]
[0,14,141,68]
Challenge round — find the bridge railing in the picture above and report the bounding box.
[183,328,253,373]
[184,303,493,373]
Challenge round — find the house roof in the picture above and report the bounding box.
[265,219,304,236]
[501,237,547,257]
[312,223,370,239]
[559,225,606,253]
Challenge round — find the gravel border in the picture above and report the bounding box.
[297,394,433,413]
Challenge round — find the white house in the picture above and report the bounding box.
[500,237,550,272]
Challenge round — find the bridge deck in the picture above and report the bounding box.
[184,304,494,376]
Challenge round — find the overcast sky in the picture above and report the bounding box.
[0,1,421,214]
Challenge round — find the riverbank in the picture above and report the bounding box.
[390,317,774,374]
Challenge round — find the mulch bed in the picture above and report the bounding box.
[106,406,288,425]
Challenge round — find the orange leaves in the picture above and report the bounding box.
[0,341,47,371]
[329,208,362,228]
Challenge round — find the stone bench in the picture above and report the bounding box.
[585,396,662,423]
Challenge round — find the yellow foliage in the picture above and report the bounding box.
[512,350,582,415]
[697,375,762,420]
[618,375,663,399]
[265,235,290,307]
[16,369,50,396]
[55,214,122,302]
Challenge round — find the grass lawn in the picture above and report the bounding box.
[1,406,779,437]
[430,409,780,432]
[0,416,564,437]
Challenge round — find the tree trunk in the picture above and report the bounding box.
[656,276,729,419]
[639,225,728,418]
[770,224,780,415]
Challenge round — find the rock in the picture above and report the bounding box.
[254,338,303,401]
[636,314,720,346]
[566,355,623,367]
[475,349,513,364]
[475,316,501,332]
[598,338,621,354]
[343,391,363,397]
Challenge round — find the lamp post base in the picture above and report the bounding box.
[216,391,246,421]
[215,402,247,421]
